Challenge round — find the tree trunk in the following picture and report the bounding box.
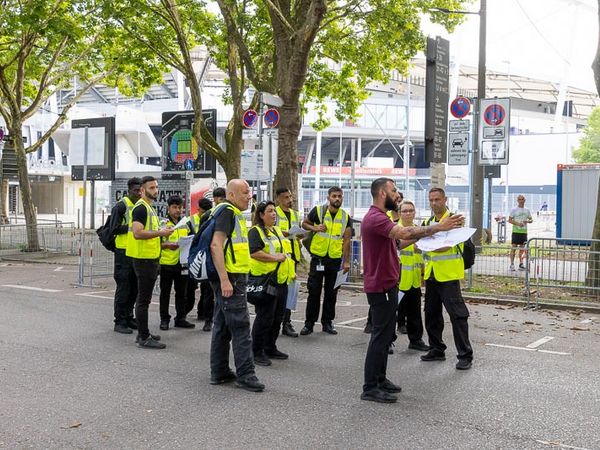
[586,0,600,293]
[11,125,39,251]
[224,106,243,182]
[274,102,301,201]
[0,169,8,224]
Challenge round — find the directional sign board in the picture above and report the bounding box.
[479,98,510,165]
[448,132,469,165]
[425,36,450,163]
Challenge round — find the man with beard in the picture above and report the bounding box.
[360,178,462,403]
[301,186,352,336]
[110,177,142,334]
[127,176,173,349]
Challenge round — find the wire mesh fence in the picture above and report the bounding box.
[0,223,78,256]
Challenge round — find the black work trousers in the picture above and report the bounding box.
[252,284,287,355]
[210,274,255,380]
[305,258,340,326]
[424,276,473,361]
[113,249,137,325]
[363,287,399,392]
[400,286,424,343]
[159,264,188,322]
[133,259,160,341]
[186,279,214,320]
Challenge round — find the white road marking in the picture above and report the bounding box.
[485,343,570,356]
[536,440,592,450]
[337,316,368,325]
[1,284,63,293]
[76,293,113,300]
[526,336,555,349]
[53,266,64,272]
[579,318,593,324]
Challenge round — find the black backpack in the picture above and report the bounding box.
[96,214,116,252]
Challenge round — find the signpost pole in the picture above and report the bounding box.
[78,126,89,286]
[404,74,411,197]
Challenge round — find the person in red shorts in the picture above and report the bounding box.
[360,178,463,404]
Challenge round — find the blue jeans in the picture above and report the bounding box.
[210,274,255,380]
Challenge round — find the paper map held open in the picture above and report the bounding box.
[415,228,476,252]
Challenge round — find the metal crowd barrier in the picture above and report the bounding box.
[0,223,77,256]
[525,238,600,308]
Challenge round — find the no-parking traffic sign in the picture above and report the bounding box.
[478,98,510,165]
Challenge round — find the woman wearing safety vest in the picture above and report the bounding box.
[396,200,430,352]
[248,201,295,367]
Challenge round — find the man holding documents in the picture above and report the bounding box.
[360,178,463,403]
[420,187,474,370]
[301,187,352,336]
[159,195,195,330]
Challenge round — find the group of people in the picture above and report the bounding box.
[107,175,476,398]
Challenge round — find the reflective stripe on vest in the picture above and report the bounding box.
[250,225,295,284]
[125,199,161,260]
[422,210,465,281]
[159,217,189,266]
[276,206,301,261]
[223,203,250,274]
[115,197,135,249]
[310,206,349,259]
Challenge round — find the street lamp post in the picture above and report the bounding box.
[432,0,486,243]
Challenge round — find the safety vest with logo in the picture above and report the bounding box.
[422,210,464,282]
[275,206,301,261]
[222,203,251,274]
[309,206,349,259]
[249,225,296,284]
[115,196,135,250]
[126,199,161,260]
[159,217,189,266]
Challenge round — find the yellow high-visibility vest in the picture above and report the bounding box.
[249,225,295,284]
[422,210,465,282]
[159,217,189,266]
[115,197,135,250]
[126,199,161,260]
[275,206,301,261]
[222,203,251,274]
[309,206,349,259]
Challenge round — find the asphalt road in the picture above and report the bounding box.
[1,261,599,449]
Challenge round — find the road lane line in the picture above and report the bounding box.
[538,350,570,356]
[53,266,64,272]
[337,316,368,325]
[485,344,536,352]
[526,336,555,349]
[76,293,113,300]
[1,284,62,293]
[536,440,592,450]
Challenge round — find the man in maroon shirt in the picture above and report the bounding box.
[360,178,463,403]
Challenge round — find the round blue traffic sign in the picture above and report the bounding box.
[264,108,280,128]
[450,97,471,119]
[242,109,258,128]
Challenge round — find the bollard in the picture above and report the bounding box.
[77,208,80,229]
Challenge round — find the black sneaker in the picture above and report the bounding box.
[236,375,265,392]
[254,353,272,366]
[174,319,196,329]
[420,351,446,362]
[398,325,408,335]
[282,322,299,338]
[114,324,133,334]
[360,388,397,403]
[202,320,212,332]
[379,379,402,394]
[135,333,161,343]
[408,340,430,352]
[456,359,473,370]
[266,348,289,360]
[388,343,395,355]
[322,323,338,335]
[159,320,169,331]
[126,319,138,330]
[363,322,372,334]
[300,325,313,336]
[210,370,237,385]
[137,336,166,349]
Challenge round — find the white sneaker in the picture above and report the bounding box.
[518,263,526,271]
[509,264,515,271]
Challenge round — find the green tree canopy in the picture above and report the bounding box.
[573,106,600,163]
